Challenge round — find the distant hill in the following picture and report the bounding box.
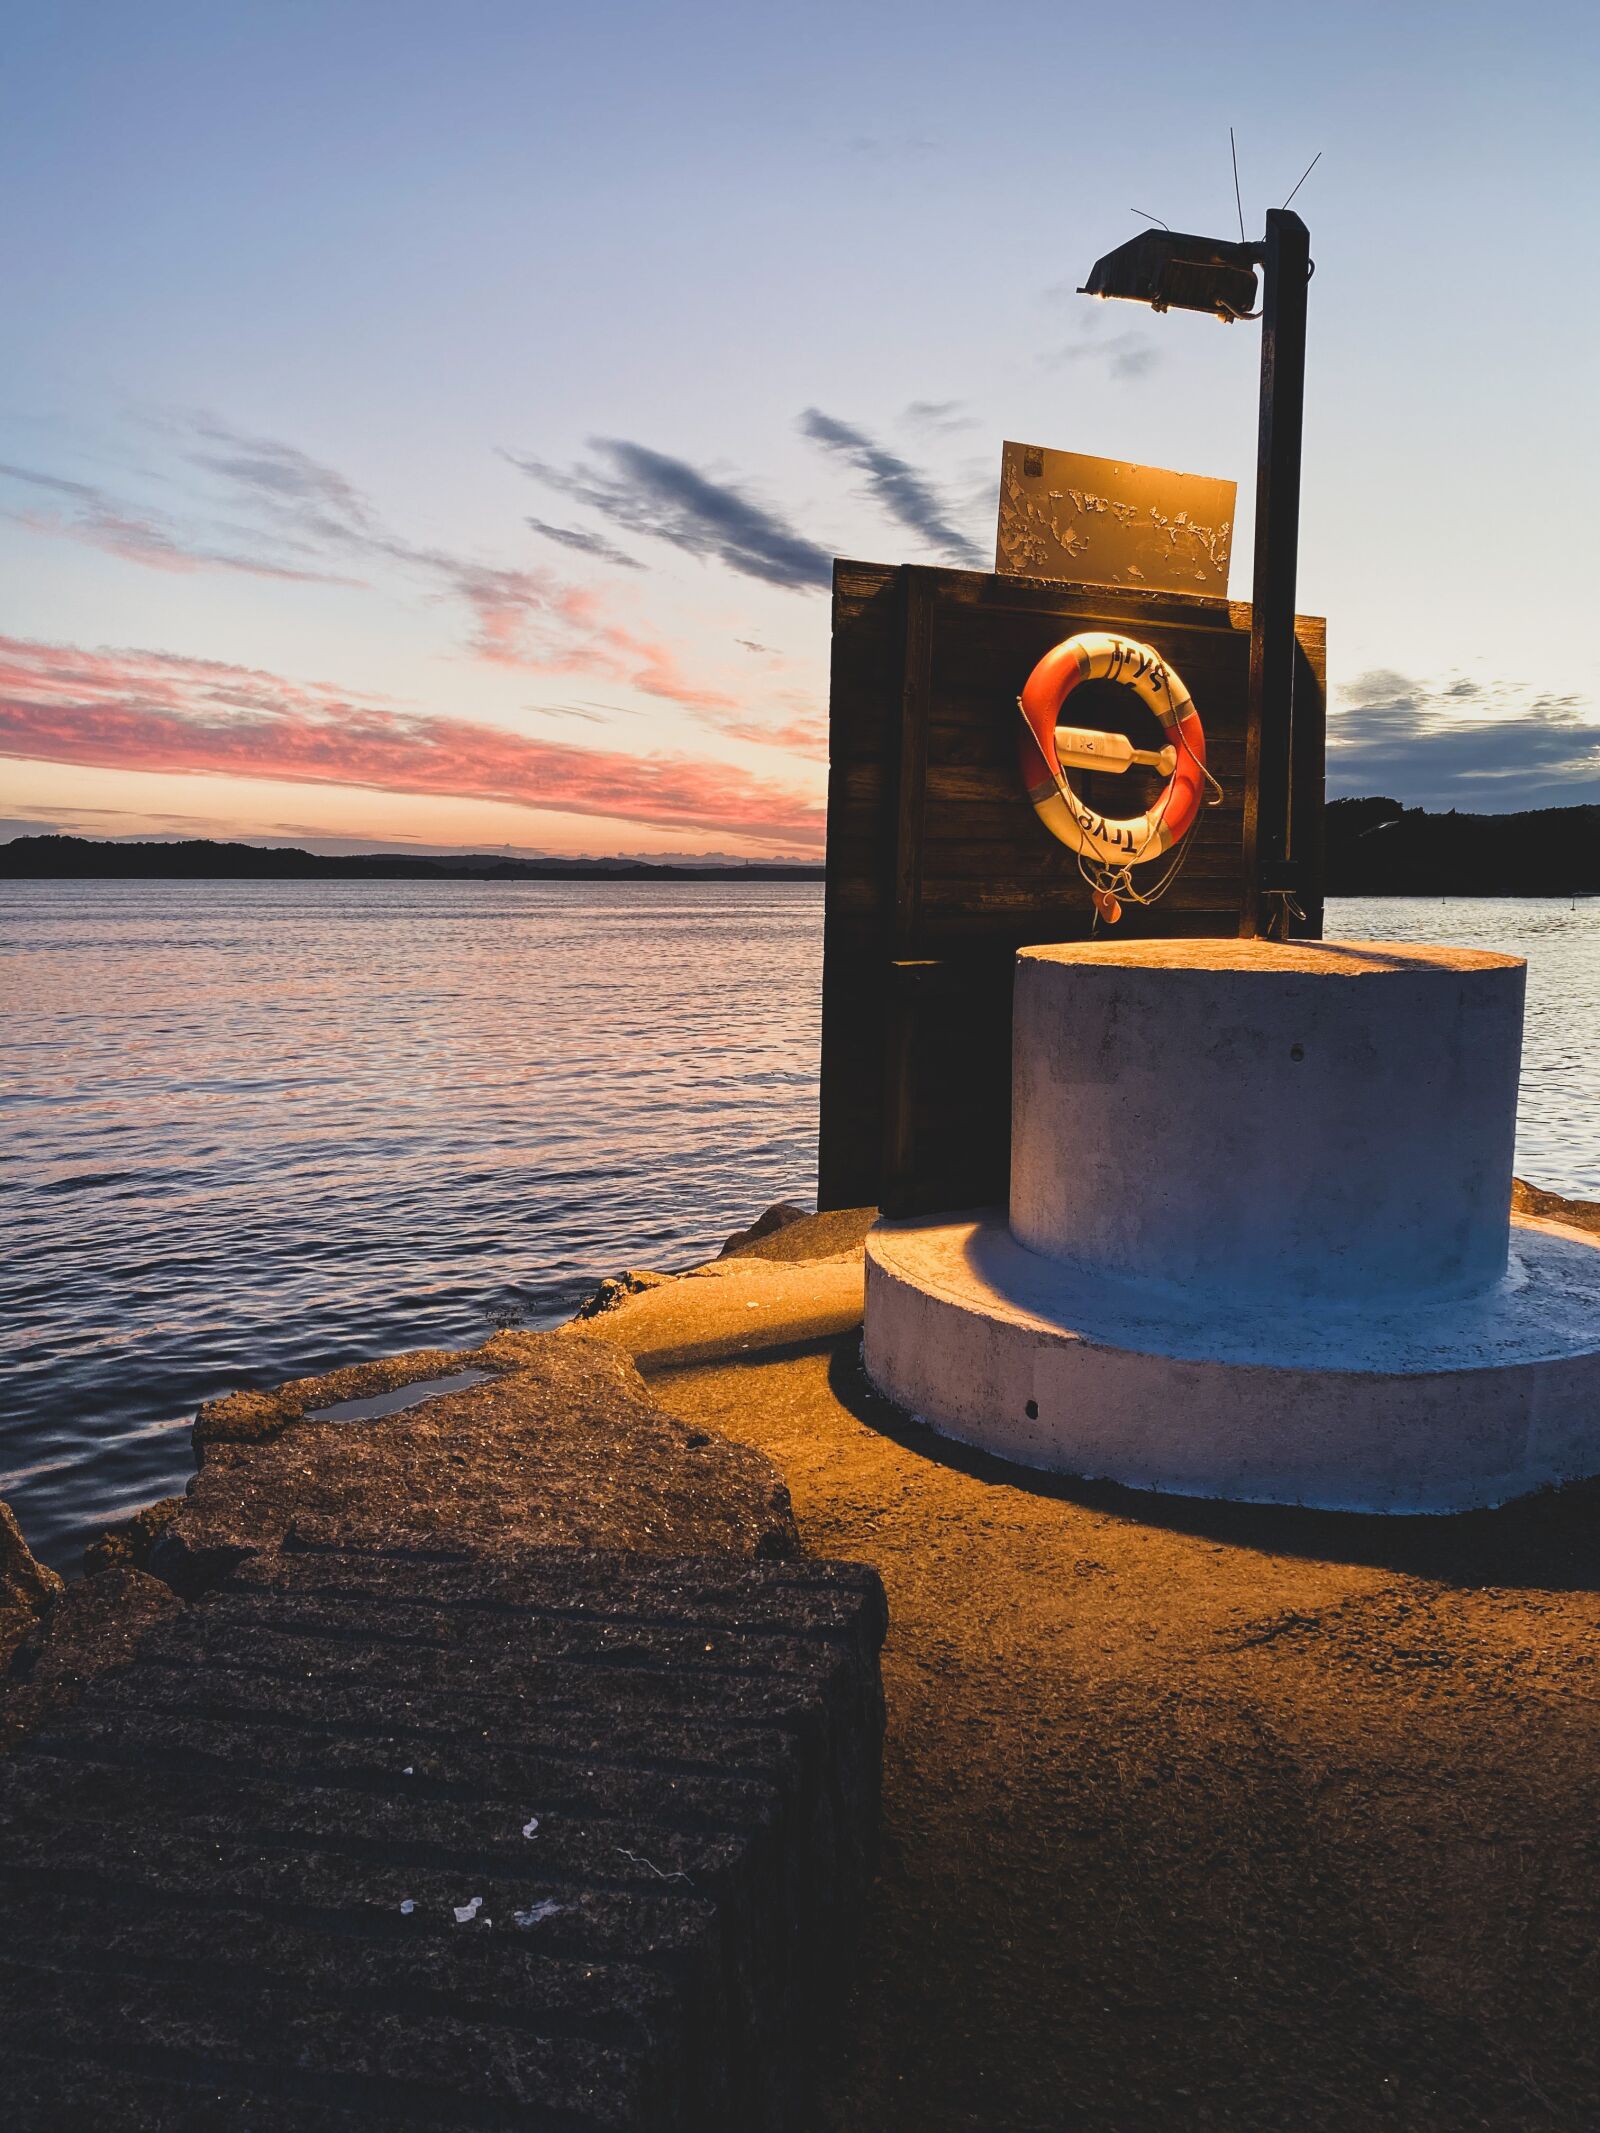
[5,811,1594,893]
[0,835,825,883]
[1325,800,1600,897]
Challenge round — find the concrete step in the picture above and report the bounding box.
[0,1544,886,2131]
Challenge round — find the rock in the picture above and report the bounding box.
[571,1267,676,1319]
[0,1569,183,1758]
[1514,1175,1600,1237]
[157,1332,798,1594]
[83,1496,185,1577]
[0,1501,61,1679]
[718,1205,878,1265]
[719,1202,812,1257]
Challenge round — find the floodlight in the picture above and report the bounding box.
[1078,229,1260,322]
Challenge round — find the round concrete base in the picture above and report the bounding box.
[863,1212,1600,1514]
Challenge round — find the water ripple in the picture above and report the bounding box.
[1,879,824,1567]
[1,881,1594,1570]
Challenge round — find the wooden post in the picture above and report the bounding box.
[881,569,936,1209]
[1241,208,1311,939]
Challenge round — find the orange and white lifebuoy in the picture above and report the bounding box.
[1017,632,1207,870]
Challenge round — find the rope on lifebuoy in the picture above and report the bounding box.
[1015,631,1221,922]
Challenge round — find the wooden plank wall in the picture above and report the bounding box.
[818,560,1326,1216]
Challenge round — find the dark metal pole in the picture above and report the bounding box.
[1240,208,1310,939]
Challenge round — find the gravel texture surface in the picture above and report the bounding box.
[593,1188,1600,2133]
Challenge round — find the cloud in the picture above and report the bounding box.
[8,416,763,719]
[0,461,99,502]
[526,584,742,711]
[177,419,744,708]
[901,400,979,436]
[524,517,643,568]
[173,415,378,545]
[717,714,828,758]
[505,441,832,591]
[1329,668,1600,810]
[798,408,985,566]
[0,459,358,584]
[0,634,824,847]
[701,682,827,759]
[2,812,96,839]
[1045,330,1161,381]
[400,546,738,713]
[411,555,565,664]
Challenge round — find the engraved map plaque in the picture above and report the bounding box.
[996,443,1235,596]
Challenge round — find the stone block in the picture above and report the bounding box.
[0,1545,886,2130]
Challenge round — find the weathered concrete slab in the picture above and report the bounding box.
[0,1544,886,2131]
[161,1333,798,1592]
[194,1343,508,1448]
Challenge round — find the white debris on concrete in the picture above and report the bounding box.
[514,1899,567,1928]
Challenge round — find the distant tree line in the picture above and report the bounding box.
[4,812,1595,893]
[0,835,825,883]
[1325,801,1599,897]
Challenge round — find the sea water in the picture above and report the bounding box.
[2,880,1595,1567]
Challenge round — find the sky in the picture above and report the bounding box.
[2,0,1597,859]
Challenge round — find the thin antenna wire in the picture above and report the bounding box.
[1130,208,1169,229]
[1229,127,1246,242]
[1282,149,1322,210]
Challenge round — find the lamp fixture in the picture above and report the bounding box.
[1078,229,1260,321]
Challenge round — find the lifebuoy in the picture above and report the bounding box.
[1017,632,1207,869]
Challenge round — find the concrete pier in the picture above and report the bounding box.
[6,1203,1600,2126]
[865,938,1600,1512]
[0,1333,886,2131]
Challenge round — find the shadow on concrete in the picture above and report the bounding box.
[640,1331,849,1377]
[826,1335,1600,1594]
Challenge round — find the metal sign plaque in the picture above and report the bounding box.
[996,442,1235,596]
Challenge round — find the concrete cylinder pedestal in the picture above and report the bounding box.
[863,939,1600,1513]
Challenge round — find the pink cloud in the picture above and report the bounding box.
[445,571,740,714]
[5,439,743,713]
[717,715,829,758]
[721,687,829,756]
[0,635,825,847]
